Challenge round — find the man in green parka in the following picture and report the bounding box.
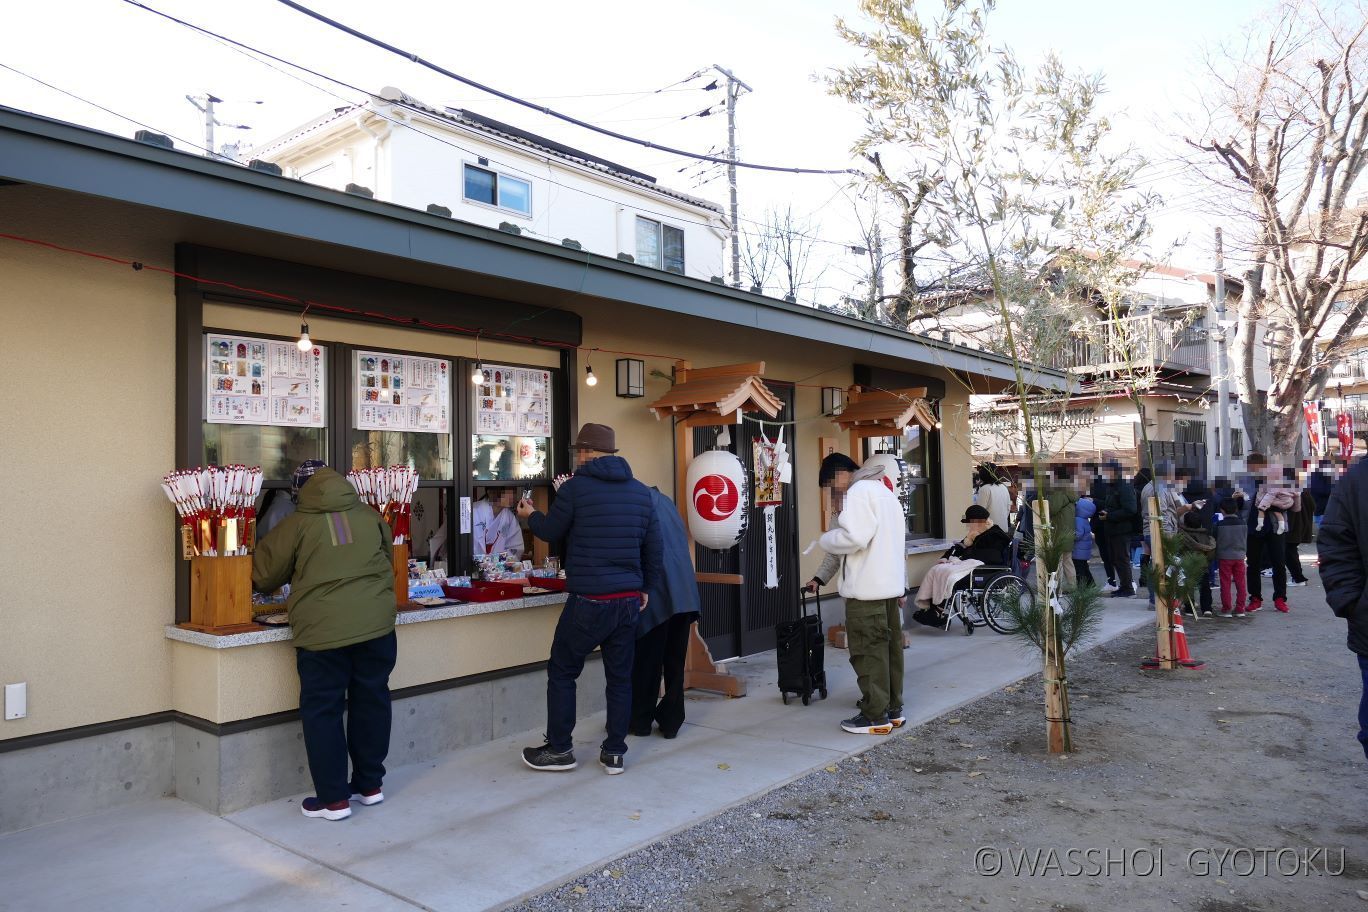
[253,460,397,821]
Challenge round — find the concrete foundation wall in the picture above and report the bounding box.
[0,659,601,832]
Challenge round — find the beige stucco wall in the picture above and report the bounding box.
[0,183,978,739]
[0,201,176,740]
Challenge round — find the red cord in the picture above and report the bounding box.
[0,229,837,384]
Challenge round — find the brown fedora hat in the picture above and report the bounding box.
[570,422,618,453]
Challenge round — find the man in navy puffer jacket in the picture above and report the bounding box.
[517,423,663,775]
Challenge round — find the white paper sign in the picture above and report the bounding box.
[764,505,779,590]
[355,350,451,433]
[474,364,552,437]
[206,334,325,427]
[459,496,472,534]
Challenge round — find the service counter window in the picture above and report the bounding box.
[204,332,329,479]
[472,363,558,566]
[349,349,455,572]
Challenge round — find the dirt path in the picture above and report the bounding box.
[513,564,1368,912]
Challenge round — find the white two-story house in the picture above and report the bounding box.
[257,87,728,282]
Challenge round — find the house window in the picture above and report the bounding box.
[1214,427,1244,459]
[635,217,685,274]
[863,426,943,540]
[1173,418,1206,446]
[462,164,532,216]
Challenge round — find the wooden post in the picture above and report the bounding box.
[392,541,412,608]
[1148,495,1175,669]
[1035,499,1072,754]
[674,360,746,698]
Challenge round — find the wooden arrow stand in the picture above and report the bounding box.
[651,360,784,698]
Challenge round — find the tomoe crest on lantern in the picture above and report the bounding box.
[686,449,748,549]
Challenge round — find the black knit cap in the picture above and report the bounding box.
[818,452,859,487]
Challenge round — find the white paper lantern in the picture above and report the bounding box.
[686,449,749,549]
[864,452,914,518]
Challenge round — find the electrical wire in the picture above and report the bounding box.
[0,61,213,156]
[270,0,855,175]
[117,0,882,252]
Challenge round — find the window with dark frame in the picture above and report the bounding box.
[462,163,532,217]
[634,216,685,274]
[863,426,943,540]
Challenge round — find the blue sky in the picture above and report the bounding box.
[1,0,1276,290]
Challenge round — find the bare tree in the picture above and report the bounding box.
[1188,0,1368,459]
[741,205,829,303]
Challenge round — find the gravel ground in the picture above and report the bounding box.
[510,561,1368,912]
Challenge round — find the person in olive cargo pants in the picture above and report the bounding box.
[253,461,398,821]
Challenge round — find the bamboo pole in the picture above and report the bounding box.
[1035,498,1072,753]
[1148,494,1175,670]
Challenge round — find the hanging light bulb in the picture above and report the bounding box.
[471,362,484,384]
[296,320,311,352]
[585,364,598,387]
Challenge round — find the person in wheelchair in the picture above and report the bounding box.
[912,504,1011,627]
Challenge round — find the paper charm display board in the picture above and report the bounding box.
[206,333,325,427]
[474,364,552,437]
[354,350,451,433]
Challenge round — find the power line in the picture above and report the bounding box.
[0,61,212,156]
[117,0,881,252]
[270,0,855,175]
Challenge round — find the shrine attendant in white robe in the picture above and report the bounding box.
[472,487,525,560]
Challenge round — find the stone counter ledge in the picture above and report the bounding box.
[164,592,569,649]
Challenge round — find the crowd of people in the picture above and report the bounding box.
[248,430,1366,822]
[964,456,1339,617]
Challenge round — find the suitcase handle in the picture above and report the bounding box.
[800,587,822,621]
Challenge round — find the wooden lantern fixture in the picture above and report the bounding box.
[648,360,785,698]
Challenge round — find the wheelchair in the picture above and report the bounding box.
[937,540,1030,635]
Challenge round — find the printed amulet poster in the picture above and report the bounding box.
[206,334,325,427]
[474,364,552,437]
[355,350,451,433]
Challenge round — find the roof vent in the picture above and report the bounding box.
[498,222,522,235]
[561,238,582,250]
[617,253,635,264]
[710,276,725,285]
[134,130,174,150]
[749,284,763,293]
[345,183,374,198]
[247,159,283,176]
[426,204,452,218]
[783,293,796,303]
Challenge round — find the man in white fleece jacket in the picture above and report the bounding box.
[816,457,908,735]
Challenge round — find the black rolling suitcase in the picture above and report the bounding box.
[777,590,828,705]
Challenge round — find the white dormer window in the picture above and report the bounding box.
[635,216,685,275]
[463,163,531,217]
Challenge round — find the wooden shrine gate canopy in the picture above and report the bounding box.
[648,361,785,425]
[831,386,936,453]
[647,360,787,698]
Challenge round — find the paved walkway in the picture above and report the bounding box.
[0,600,1152,912]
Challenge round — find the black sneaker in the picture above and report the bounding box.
[888,707,907,728]
[840,713,893,735]
[598,751,625,775]
[521,744,577,771]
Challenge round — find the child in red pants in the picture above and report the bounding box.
[1215,497,1249,617]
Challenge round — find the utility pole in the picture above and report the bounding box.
[712,65,751,287]
[1214,227,1232,479]
[186,94,259,160]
